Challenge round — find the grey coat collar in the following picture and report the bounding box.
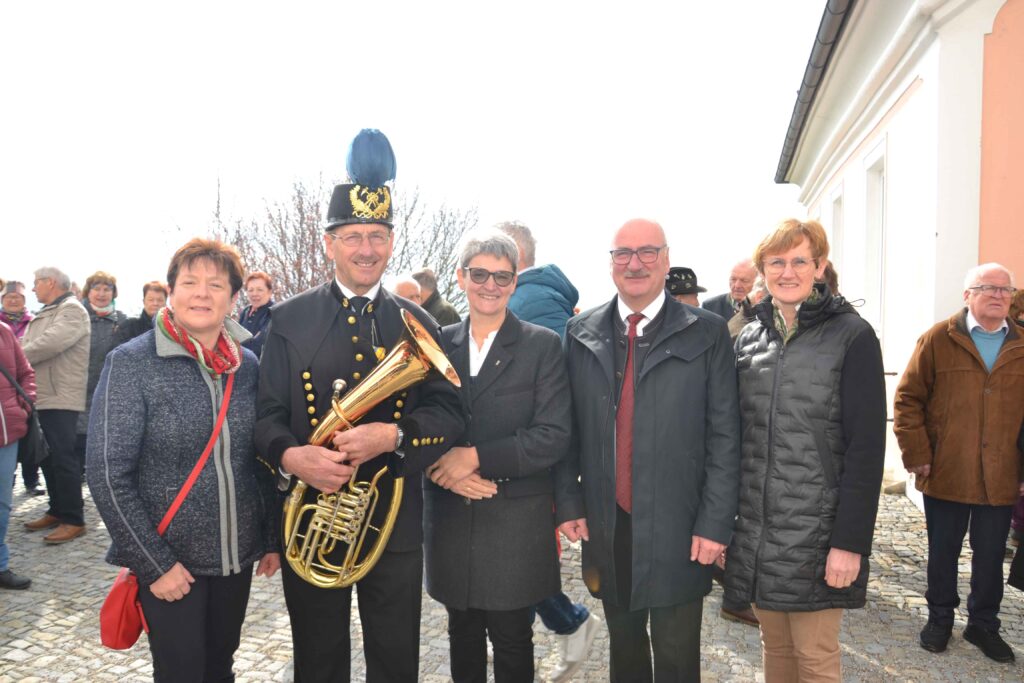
[569,296,698,388]
[446,312,522,398]
[156,316,252,359]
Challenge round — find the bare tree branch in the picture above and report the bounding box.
[213,181,477,316]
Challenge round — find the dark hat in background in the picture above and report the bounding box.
[324,129,398,231]
[666,267,706,295]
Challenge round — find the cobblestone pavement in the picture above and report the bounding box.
[3,486,1024,682]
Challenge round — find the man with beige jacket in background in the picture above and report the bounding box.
[21,267,90,544]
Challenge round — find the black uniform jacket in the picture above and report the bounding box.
[254,282,465,551]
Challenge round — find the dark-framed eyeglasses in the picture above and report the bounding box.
[463,267,515,287]
[609,245,666,265]
[328,230,391,248]
[968,284,1017,297]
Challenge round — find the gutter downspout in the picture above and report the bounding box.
[774,0,858,184]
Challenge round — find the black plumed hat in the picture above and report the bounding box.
[324,129,397,231]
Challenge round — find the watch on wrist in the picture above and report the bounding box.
[394,424,405,451]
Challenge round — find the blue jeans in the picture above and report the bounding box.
[0,442,18,572]
[533,591,589,635]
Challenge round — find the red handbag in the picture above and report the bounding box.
[99,374,235,650]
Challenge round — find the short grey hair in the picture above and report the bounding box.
[964,262,1015,290]
[34,266,71,291]
[752,275,768,297]
[411,268,438,292]
[495,221,536,268]
[458,230,520,270]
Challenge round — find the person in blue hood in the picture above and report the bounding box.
[499,222,579,338]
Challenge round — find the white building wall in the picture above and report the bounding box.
[931,0,1006,318]
[795,0,1007,505]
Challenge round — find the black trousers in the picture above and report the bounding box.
[37,409,84,526]
[138,568,253,683]
[74,432,87,477]
[282,548,423,683]
[603,505,702,682]
[923,494,1013,631]
[446,605,534,683]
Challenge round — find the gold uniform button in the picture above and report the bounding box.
[393,412,401,420]
[367,304,374,313]
[347,316,357,325]
[302,371,311,380]
[310,418,319,426]
[433,437,440,445]
[401,391,408,397]
[304,383,313,391]
[306,393,315,402]
[352,336,359,343]
[440,436,445,444]
[353,372,361,380]
[395,400,404,408]
[411,438,420,447]
[307,406,316,415]
[355,353,364,362]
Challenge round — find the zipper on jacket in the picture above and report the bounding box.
[754,334,788,602]
[218,378,239,573]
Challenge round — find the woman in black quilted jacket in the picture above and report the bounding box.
[723,219,887,683]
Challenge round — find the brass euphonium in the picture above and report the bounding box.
[282,308,461,588]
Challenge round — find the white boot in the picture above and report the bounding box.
[548,613,602,683]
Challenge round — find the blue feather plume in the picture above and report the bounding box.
[345,129,397,188]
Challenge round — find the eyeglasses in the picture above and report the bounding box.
[968,284,1018,297]
[609,246,666,265]
[328,231,390,248]
[463,267,515,287]
[763,257,817,274]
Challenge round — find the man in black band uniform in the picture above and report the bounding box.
[254,129,464,682]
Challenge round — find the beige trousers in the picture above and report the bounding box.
[752,607,844,683]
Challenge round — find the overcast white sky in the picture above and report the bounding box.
[1,1,823,314]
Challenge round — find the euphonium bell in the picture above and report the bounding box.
[282,308,461,588]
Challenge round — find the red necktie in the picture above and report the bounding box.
[615,312,644,513]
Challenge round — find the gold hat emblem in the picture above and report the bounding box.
[349,185,391,220]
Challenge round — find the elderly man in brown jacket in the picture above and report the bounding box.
[894,262,1024,664]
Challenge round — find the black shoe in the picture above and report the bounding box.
[0,569,31,590]
[963,624,1015,663]
[919,622,952,653]
[25,485,45,497]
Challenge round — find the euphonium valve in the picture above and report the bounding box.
[282,309,461,588]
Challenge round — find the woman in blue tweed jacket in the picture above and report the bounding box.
[87,238,280,683]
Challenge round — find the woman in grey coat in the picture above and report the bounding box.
[87,239,280,683]
[425,231,572,682]
[75,271,127,476]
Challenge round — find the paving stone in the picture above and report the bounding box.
[5,487,1024,680]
